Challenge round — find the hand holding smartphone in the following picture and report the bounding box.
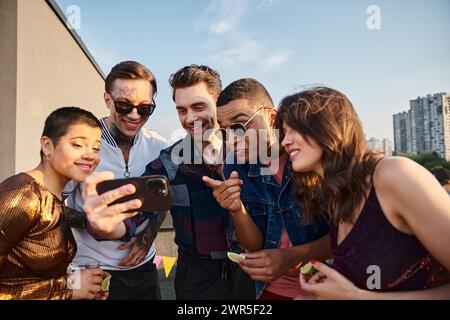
[96,175,171,213]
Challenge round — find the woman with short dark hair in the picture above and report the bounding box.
[0,107,109,300]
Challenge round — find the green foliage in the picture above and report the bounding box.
[399,151,450,171]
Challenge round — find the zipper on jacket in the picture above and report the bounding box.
[124,163,130,177]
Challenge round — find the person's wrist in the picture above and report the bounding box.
[86,221,108,240]
[284,246,303,269]
[276,248,297,271]
[229,202,245,217]
[354,287,370,300]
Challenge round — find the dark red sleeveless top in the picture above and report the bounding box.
[330,186,450,291]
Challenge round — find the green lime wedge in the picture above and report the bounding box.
[227,252,246,263]
[300,261,317,275]
[101,275,112,292]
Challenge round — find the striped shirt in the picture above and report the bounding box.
[142,136,231,259]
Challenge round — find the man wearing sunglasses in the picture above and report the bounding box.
[66,61,169,300]
[203,78,330,300]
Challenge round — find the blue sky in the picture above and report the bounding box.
[56,0,450,143]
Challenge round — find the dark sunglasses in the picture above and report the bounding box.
[222,107,273,137]
[113,99,156,117]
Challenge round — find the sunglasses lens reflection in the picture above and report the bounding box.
[114,102,155,116]
[138,105,155,116]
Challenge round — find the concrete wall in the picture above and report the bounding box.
[0,0,106,180]
[0,0,18,181]
[14,0,106,175]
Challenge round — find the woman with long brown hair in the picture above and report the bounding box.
[278,87,450,299]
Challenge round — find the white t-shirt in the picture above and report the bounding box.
[66,118,169,271]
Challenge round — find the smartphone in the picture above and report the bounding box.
[96,175,171,212]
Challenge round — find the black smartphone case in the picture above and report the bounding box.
[96,175,171,212]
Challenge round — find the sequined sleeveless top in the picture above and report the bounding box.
[0,173,76,299]
[330,186,450,291]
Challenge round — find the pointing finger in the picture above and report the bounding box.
[202,176,222,188]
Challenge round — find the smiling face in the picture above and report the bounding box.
[281,122,324,175]
[45,123,101,183]
[174,82,218,138]
[104,78,153,138]
[217,98,275,163]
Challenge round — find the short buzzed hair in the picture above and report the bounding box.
[40,107,100,158]
[217,78,274,109]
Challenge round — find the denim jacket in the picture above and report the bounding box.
[224,161,329,298]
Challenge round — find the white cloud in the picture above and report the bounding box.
[203,0,250,34]
[208,36,293,71]
[259,49,293,69]
[257,0,280,10]
[210,39,263,67]
[196,0,293,72]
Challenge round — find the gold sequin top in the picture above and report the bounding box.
[0,173,76,300]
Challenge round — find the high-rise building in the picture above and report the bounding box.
[367,137,393,156]
[393,111,413,154]
[393,93,450,161]
[382,138,393,156]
